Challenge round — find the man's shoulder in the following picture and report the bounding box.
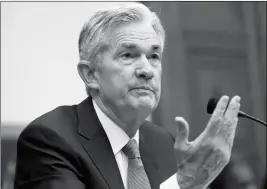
[20,104,79,142]
[31,104,78,129]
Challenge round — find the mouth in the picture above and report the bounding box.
[131,86,154,93]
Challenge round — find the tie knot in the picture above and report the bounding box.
[122,139,140,159]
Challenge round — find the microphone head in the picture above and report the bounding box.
[207,97,219,114]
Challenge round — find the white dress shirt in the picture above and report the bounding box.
[93,99,179,189]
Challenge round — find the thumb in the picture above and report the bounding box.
[174,117,190,147]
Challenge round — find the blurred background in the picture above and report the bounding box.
[1,2,266,189]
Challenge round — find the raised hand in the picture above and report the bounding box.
[174,95,241,189]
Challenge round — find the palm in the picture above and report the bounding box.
[174,96,240,189]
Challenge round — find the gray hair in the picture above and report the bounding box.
[78,3,165,67]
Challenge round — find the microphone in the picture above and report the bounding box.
[207,97,267,127]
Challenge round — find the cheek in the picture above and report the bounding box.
[112,74,129,92]
[154,66,162,89]
[100,67,133,96]
[154,67,162,101]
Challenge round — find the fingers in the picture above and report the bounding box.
[219,96,241,147]
[205,96,230,135]
[174,117,190,148]
[224,96,241,120]
[224,117,239,148]
[212,96,230,118]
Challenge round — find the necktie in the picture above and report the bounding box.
[122,139,151,189]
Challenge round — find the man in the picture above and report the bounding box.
[14,3,241,189]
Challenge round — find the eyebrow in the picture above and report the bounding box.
[117,43,162,52]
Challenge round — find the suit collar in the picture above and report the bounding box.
[77,97,101,140]
[77,97,125,189]
[92,98,140,155]
[140,123,161,189]
[77,97,161,189]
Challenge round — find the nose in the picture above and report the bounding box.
[135,55,154,80]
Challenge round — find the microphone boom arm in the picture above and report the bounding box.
[207,97,267,127]
[239,112,267,127]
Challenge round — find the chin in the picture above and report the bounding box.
[134,97,157,111]
[127,93,159,112]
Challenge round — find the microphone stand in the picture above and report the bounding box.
[239,112,267,127]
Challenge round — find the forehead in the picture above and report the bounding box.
[107,21,163,52]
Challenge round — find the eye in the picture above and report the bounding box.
[120,52,134,60]
[149,53,161,60]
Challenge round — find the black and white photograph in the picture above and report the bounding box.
[1,1,266,189]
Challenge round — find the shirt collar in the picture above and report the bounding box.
[92,99,139,155]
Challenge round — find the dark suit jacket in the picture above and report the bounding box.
[14,97,177,189]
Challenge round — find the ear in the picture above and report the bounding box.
[77,60,99,91]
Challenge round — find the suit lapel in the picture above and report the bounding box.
[77,97,124,189]
[139,125,161,189]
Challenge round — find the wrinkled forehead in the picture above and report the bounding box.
[104,21,164,53]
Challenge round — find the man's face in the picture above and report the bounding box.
[94,20,163,117]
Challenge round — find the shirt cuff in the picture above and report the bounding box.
[160,173,180,189]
